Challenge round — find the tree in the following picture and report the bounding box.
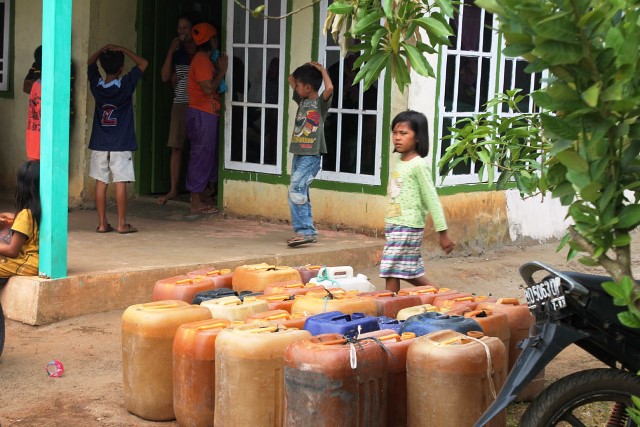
[326,0,640,330]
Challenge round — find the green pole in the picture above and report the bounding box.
[39,0,72,278]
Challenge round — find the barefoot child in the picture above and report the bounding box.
[380,110,455,293]
[0,160,41,278]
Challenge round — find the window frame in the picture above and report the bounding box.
[0,0,13,95]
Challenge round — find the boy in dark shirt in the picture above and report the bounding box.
[87,44,148,234]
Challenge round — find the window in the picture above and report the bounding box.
[317,0,385,185]
[436,0,542,186]
[0,0,11,92]
[224,0,285,174]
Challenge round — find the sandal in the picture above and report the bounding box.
[118,224,138,234]
[287,234,317,247]
[191,206,219,215]
[96,224,115,233]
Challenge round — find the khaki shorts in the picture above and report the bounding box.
[167,103,189,149]
[89,151,136,183]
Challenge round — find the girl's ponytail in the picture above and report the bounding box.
[15,160,41,226]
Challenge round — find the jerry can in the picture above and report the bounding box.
[463,309,511,359]
[360,329,417,427]
[477,298,544,401]
[303,311,380,338]
[400,312,483,337]
[292,292,377,317]
[398,286,459,304]
[294,264,324,283]
[232,263,302,293]
[186,267,233,288]
[431,292,474,310]
[152,275,217,303]
[172,318,230,427]
[201,295,268,322]
[121,300,211,421]
[214,322,311,426]
[263,281,325,296]
[191,288,238,305]
[407,330,507,427]
[361,291,423,318]
[396,303,438,321]
[284,333,388,427]
[245,309,308,330]
[309,266,376,292]
[257,293,296,313]
[377,316,404,333]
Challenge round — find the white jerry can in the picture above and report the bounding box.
[309,266,376,292]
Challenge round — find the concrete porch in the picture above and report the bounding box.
[0,197,385,325]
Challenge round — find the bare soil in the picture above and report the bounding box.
[0,240,628,426]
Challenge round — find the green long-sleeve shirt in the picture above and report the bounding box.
[385,154,448,231]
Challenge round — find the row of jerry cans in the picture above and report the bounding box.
[122,300,507,427]
[152,264,378,302]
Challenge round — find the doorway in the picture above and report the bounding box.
[136,0,222,196]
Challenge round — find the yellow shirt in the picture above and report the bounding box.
[0,209,39,277]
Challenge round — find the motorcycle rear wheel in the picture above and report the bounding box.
[520,368,640,427]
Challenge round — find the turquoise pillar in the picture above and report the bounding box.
[39,0,72,278]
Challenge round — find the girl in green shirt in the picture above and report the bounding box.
[380,111,455,293]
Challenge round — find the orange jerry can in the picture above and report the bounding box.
[172,318,231,427]
[263,281,325,296]
[187,267,233,288]
[245,310,308,330]
[477,298,544,401]
[432,292,474,310]
[360,329,417,427]
[407,330,507,427]
[201,295,268,322]
[257,293,296,313]
[152,275,217,303]
[121,300,211,421]
[361,291,423,318]
[232,263,303,293]
[463,309,511,359]
[398,286,460,305]
[284,333,388,427]
[291,292,377,317]
[294,264,323,283]
[214,322,311,426]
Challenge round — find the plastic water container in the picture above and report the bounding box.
[396,304,438,321]
[377,316,404,333]
[293,264,324,283]
[361,329,417,427]
[214,322,311,426]
[245,310,308,330]
[303,311,380,338]
[263,281,325,296]
[361,291,423,318]
[152,275,217,303]
[191,287,238,305]
[232,263,302,292]
[463,309,511,359]
[477,298,543,401]
[201,295,268,322]
[121,300,212,421]
[186,267,233,288]
[284,333,388,426]
[172,318,230,427]
[257,293,296,313]
[292,292,377,317]
[399,312,483,337]
[309,266,376,292]
[407,330,507,427]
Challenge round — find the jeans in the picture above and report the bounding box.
[289,154,321,236]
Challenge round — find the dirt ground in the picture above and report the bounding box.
[0,240,627,427]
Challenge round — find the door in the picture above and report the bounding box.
[136,0,221,195]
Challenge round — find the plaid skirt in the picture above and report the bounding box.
[379,224,425,279]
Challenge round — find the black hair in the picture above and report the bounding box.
[391,110,430,157]
[292,64,323,92]
[196,42,213,53]
[178,11,201,26]
[99,50,125,75]
[34,45,42,70]
[14,160,41,226]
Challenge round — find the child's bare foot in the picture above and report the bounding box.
[157,191,177,205]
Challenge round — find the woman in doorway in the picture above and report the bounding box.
[157,11,201,205]
[185,22,228,214]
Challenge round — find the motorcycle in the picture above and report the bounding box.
[0,277,5,357]
[475,261,640,426]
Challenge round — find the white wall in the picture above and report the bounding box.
[505,189,571,241]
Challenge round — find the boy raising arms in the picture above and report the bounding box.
[87,45,148,234]
[286,62,333,247]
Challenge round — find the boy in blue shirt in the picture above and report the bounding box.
[286,62,333,247]
[87,45,148,234]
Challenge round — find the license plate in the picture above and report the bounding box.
[524,276,567,313]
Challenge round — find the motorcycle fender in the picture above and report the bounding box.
[474,321,589,427]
